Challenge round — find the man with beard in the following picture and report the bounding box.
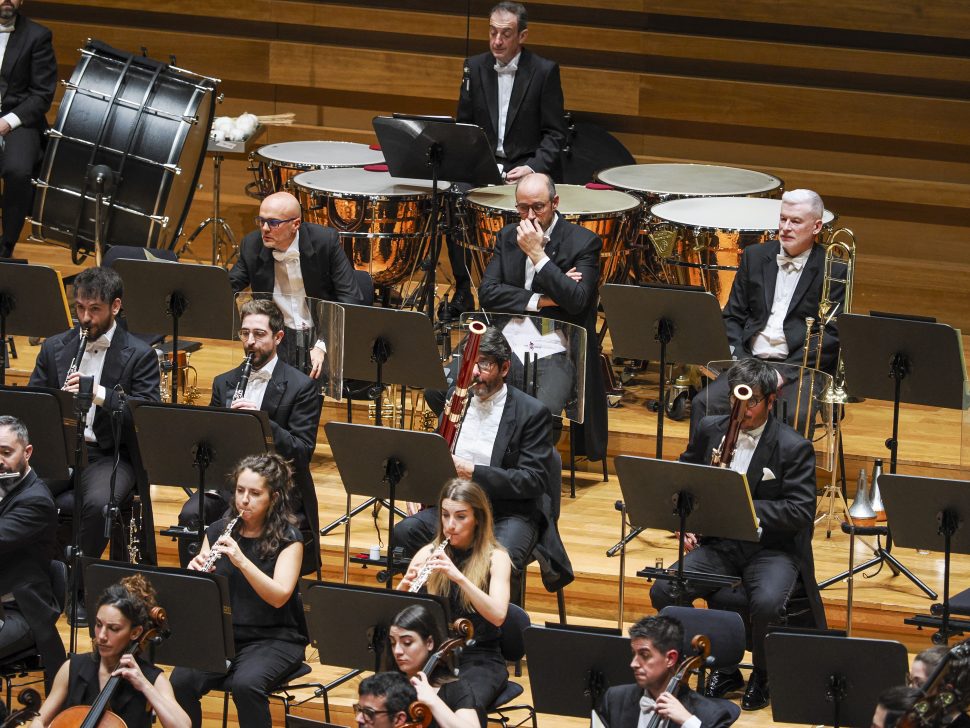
[0,415,66,689]
[176,298,322,573]
[0,0,57,258]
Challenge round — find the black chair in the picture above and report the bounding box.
[658,605,746,697]
[217,661,318,728]
[487,604,536,728]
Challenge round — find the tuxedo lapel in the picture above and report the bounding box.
[55,331,82,386]
[482,63,499,138]
[256,245,276,292]
[490,389,516,466]
[787,243,824,315]
[100,328,131,390]
[746,416,779,495]
[505,50,535,135]
[261,366,287,420]
[0,22,27,81]
[762,242,779,313]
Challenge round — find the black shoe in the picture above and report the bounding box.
[704,668,744,698]
[741,669,770,711]
[67,602,88,628]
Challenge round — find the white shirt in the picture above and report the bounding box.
[729,420,766,476]
[524,214,559,312]
[271,230,326,354]
[0,19,23,131]
[494,51,521,158]
[750,246,811,359]
[243,354,279,409]
[77,323,118,443]
[454,384,508,467]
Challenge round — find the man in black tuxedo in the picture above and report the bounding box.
[229,190,363,379]
[690,188,843,435]
[29,266,160,621]
[394,327,571,590]
[596,615,737,728]
[649,357,824,711]
[478,172,608,462]
[0,416,65,689]
[0,0,57,258]
[177,298,322,573]
[445,1,568,315]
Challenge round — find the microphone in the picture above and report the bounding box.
[75,375,95,414]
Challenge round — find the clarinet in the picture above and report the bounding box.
[231,353,254,403]
[200,516,240,571]
[64,328,90,385]
[408,538,450,593]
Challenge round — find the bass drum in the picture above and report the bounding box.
[650,196,837,306]
[248,141,385,198]
[31,40,218,256]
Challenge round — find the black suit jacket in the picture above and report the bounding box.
[0,469,66,688]
[682,414,826,628]
[457,48,567,178]
[0,15,57,130]
[478,216,608,460]
[229,223,363,305]
[722,241,843,373]
[597,683,737,728]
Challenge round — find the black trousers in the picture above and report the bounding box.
[0,126,42,256]
[0,606,33,661]
[648,540,799,671]
[170,638,305,728]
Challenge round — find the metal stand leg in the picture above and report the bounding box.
[183,154,238,266]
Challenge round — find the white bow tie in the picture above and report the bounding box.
[249,368,271,383]
[639,695,656,714]
[86,338,110,353]
[272,248,300,264]
[494,62,517,75]
[0,24,14,34]
[776,253,804,272]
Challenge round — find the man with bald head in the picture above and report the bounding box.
[229,191,363,378]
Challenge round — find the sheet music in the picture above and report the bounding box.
[502,317,566,362]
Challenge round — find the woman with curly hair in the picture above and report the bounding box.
[31,574,189,728]
[170,452,308,728]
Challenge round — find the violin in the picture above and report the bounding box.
[898,638,970,728]
[49,606,170,728]
[0,688,42,727]
[421,617,475,685]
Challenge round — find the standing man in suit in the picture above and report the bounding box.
[649,357,824,711]
[176,298,322,574]
[29,266,160,622]
[444,1,568,316]
[479,172,608,462]
[229,190,363,379]
[596,615,737,728]
[690,188,843,434]
[0,416,65,690]
[0,0,57,258]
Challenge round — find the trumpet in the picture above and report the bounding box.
[231,354,254,403]
[64,328,90,385]
[200,516,240,571]
[408,538,449,593]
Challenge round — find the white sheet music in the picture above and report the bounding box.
[502,317,566,363]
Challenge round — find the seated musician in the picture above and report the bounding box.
[229,190,363,378]
[394,326,571,592]
[690,188,844,435]
[176,297,322,573]
[356,672,418,728]
[388,604,480,728]
[909,645,949,688]
[29,266,160,624]
[595,615,737,728]
[31,574,189,728]
[648,357,824,712]
[171,453,308,728]
[398,480,512,714]
[871,686,920,728]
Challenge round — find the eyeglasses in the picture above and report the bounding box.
[475,359,498,372]
[352,704,393,723]
[254,216,298,229]
[514,201,550,215]
[237,328,272,341]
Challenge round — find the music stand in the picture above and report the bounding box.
[325,422,455,587]
[300,580,450,721]
[83,560,234,673]
[765,633,908,728]
[879,474,970,643]
[0,263,72,384]
[617,456,755,610]
[523,624,631,717]
[130,401,273,549]
[373,114,503,320]
[819,312,968,599]
[0,386,74,481]
[113,259,235,403]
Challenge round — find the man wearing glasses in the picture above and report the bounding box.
[648,357,824,712]
[355,672,416,727]
[176,298,322,573]
[229,190,363,379]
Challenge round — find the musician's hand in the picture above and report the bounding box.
[564,267,583,283]
[427,550,463,584]
[113,653,152,693]
[229,398,258,411]
[187,552,209,571]
[62,371,81,393]
[516,218,546,262]
[536,294,560,309]
[398,563,420,591]
[656,692,693,725]
[452,455,474,480]
[405,501,423,517]
[504,165,533,183]
[674,531,700,552]
[211,534,245,567]
[309,347,325,380]
[410,671,437,703]
[0,120,11,137]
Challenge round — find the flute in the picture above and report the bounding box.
[408,538,449,593]
[200,516,240,571]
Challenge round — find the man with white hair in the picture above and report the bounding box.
[689,189,845,433]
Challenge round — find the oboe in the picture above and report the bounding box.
[200,516,240,571]
[64,328,90,385]
[231,353,254,403]
[408,538,449,593]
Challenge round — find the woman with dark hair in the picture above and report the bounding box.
[170,452,308,728]
[388,604,480,728]
[31,574,189,728]
[398,479,511,714]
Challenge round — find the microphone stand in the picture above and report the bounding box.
[67,375,94,653]
[102,384,126,556]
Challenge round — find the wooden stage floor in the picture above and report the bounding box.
[5,241,970,727]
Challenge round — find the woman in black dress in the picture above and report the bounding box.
[170,452,307,728]
[31,574,189,728]
[398,479,512,713]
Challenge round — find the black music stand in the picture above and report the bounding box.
[523,624,631,718]
[83,560,234,673]
[617,456,755,607]
[880,474,970,643]
[601,283,729,459]
[324,422,455,588]
[0,386,74,481]
[0,263,72,384]
[300,581,450,721]
[373,114,503,320]
[113,259,235,403]
[819,312,968,599]
[765,633,908,728]
[130,401,273,550]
